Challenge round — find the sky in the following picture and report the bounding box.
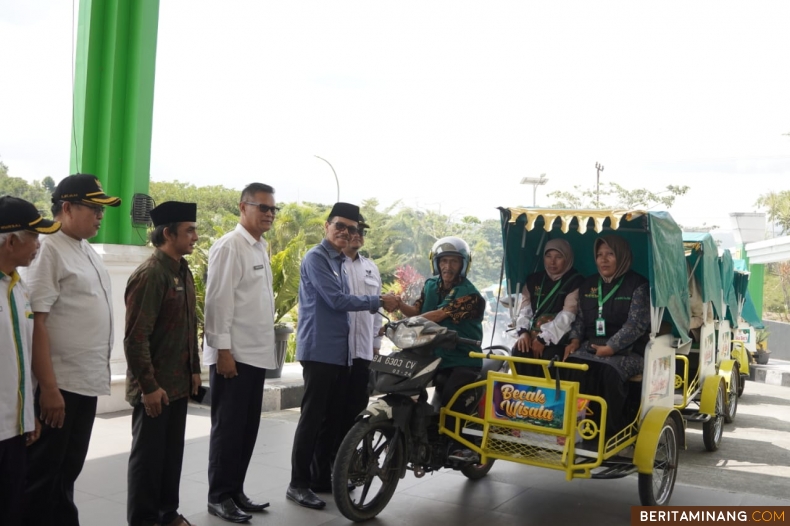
[1,0,789,230]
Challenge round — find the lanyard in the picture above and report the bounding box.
[535,274,563,315]
[597,276,624,316]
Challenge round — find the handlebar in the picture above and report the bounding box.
[457,336,482,347]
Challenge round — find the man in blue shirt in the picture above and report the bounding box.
[286,202,398,510]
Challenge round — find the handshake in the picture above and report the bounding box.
[379,292,401,313]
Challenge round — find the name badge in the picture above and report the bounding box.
[253,264,264,270]
[175,286,184,292]
[595,318,606,337]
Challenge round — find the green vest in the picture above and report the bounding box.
[421,276,483,369]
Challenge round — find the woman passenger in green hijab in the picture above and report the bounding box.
[566,235,651,436]
[512,238,584,377]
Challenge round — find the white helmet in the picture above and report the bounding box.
[429,236,472,277]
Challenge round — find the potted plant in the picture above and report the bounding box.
[267,232,305,378]
[754,329,771,365]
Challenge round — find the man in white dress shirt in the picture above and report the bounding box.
[204,182,276,523]
[339,214,382,441]
[22,174,121,526]
[0,196,60,526]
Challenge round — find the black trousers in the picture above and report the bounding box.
[127,396,188,526]
[570,360,630,435]
[23,389,97,526]
[339,358,372,443]
[290,361,349,489]
[207,361,266,504]
[435,366,482,440]
[0,434,26,526]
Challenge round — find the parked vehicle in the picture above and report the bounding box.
[333,208,728,522]
[454,208,693,506]
[680,233,740,438]
[332,317,509,522]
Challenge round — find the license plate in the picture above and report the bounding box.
[370,353,419,378]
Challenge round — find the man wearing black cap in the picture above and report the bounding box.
[23,173,122,526]
[0,196,60,526]
[124,201,201,526]
[286,203,398,510]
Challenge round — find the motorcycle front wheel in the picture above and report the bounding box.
[332,419,406,522]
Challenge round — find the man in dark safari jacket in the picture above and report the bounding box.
[393,236,485,461]
[124,201,200,526]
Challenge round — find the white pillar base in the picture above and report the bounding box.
[93,243,153,414]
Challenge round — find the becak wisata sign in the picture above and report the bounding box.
[491,381,567,430]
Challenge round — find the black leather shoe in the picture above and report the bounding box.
[286,485,326,509]
[207,498,252,523]
[231,492,270,512]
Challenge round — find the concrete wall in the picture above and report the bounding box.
[762,320,790,361]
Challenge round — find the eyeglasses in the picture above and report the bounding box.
[71,202,105,217]
[330,221,360,235]
[243,202,280,214]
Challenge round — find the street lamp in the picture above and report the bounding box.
[314,155,340,202]
[520,174,549,207]
[595,162,604,207]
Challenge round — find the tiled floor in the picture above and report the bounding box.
[72,391,790,526]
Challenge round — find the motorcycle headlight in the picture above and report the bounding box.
[390,324,437,349]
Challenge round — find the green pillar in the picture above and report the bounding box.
[740,243,765,320]
[70,0,160,245]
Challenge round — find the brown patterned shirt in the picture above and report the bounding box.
[414,277,486,324]
[124,249,200,405]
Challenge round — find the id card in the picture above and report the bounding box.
[595,318,606,336]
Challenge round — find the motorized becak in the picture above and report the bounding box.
[678,233,739,442]
[450,208,692,506]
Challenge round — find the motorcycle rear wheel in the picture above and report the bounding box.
[333,419,405,522]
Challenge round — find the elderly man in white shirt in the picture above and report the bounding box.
[22,174,121,526]
[0,196,60,526]
[339,214,382,442]
[204,182,277,523]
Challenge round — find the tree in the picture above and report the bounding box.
[547,182,690,210]
[755,190,790,235]
[149,180,241,240]
[678,223,720,233]
[148,180,512,355]
[150,181,327,348]
[382,206,456,278]
[358,204,415,279]
[0,159,54,215]
[266,202,327,256]
[42,176,56,193]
